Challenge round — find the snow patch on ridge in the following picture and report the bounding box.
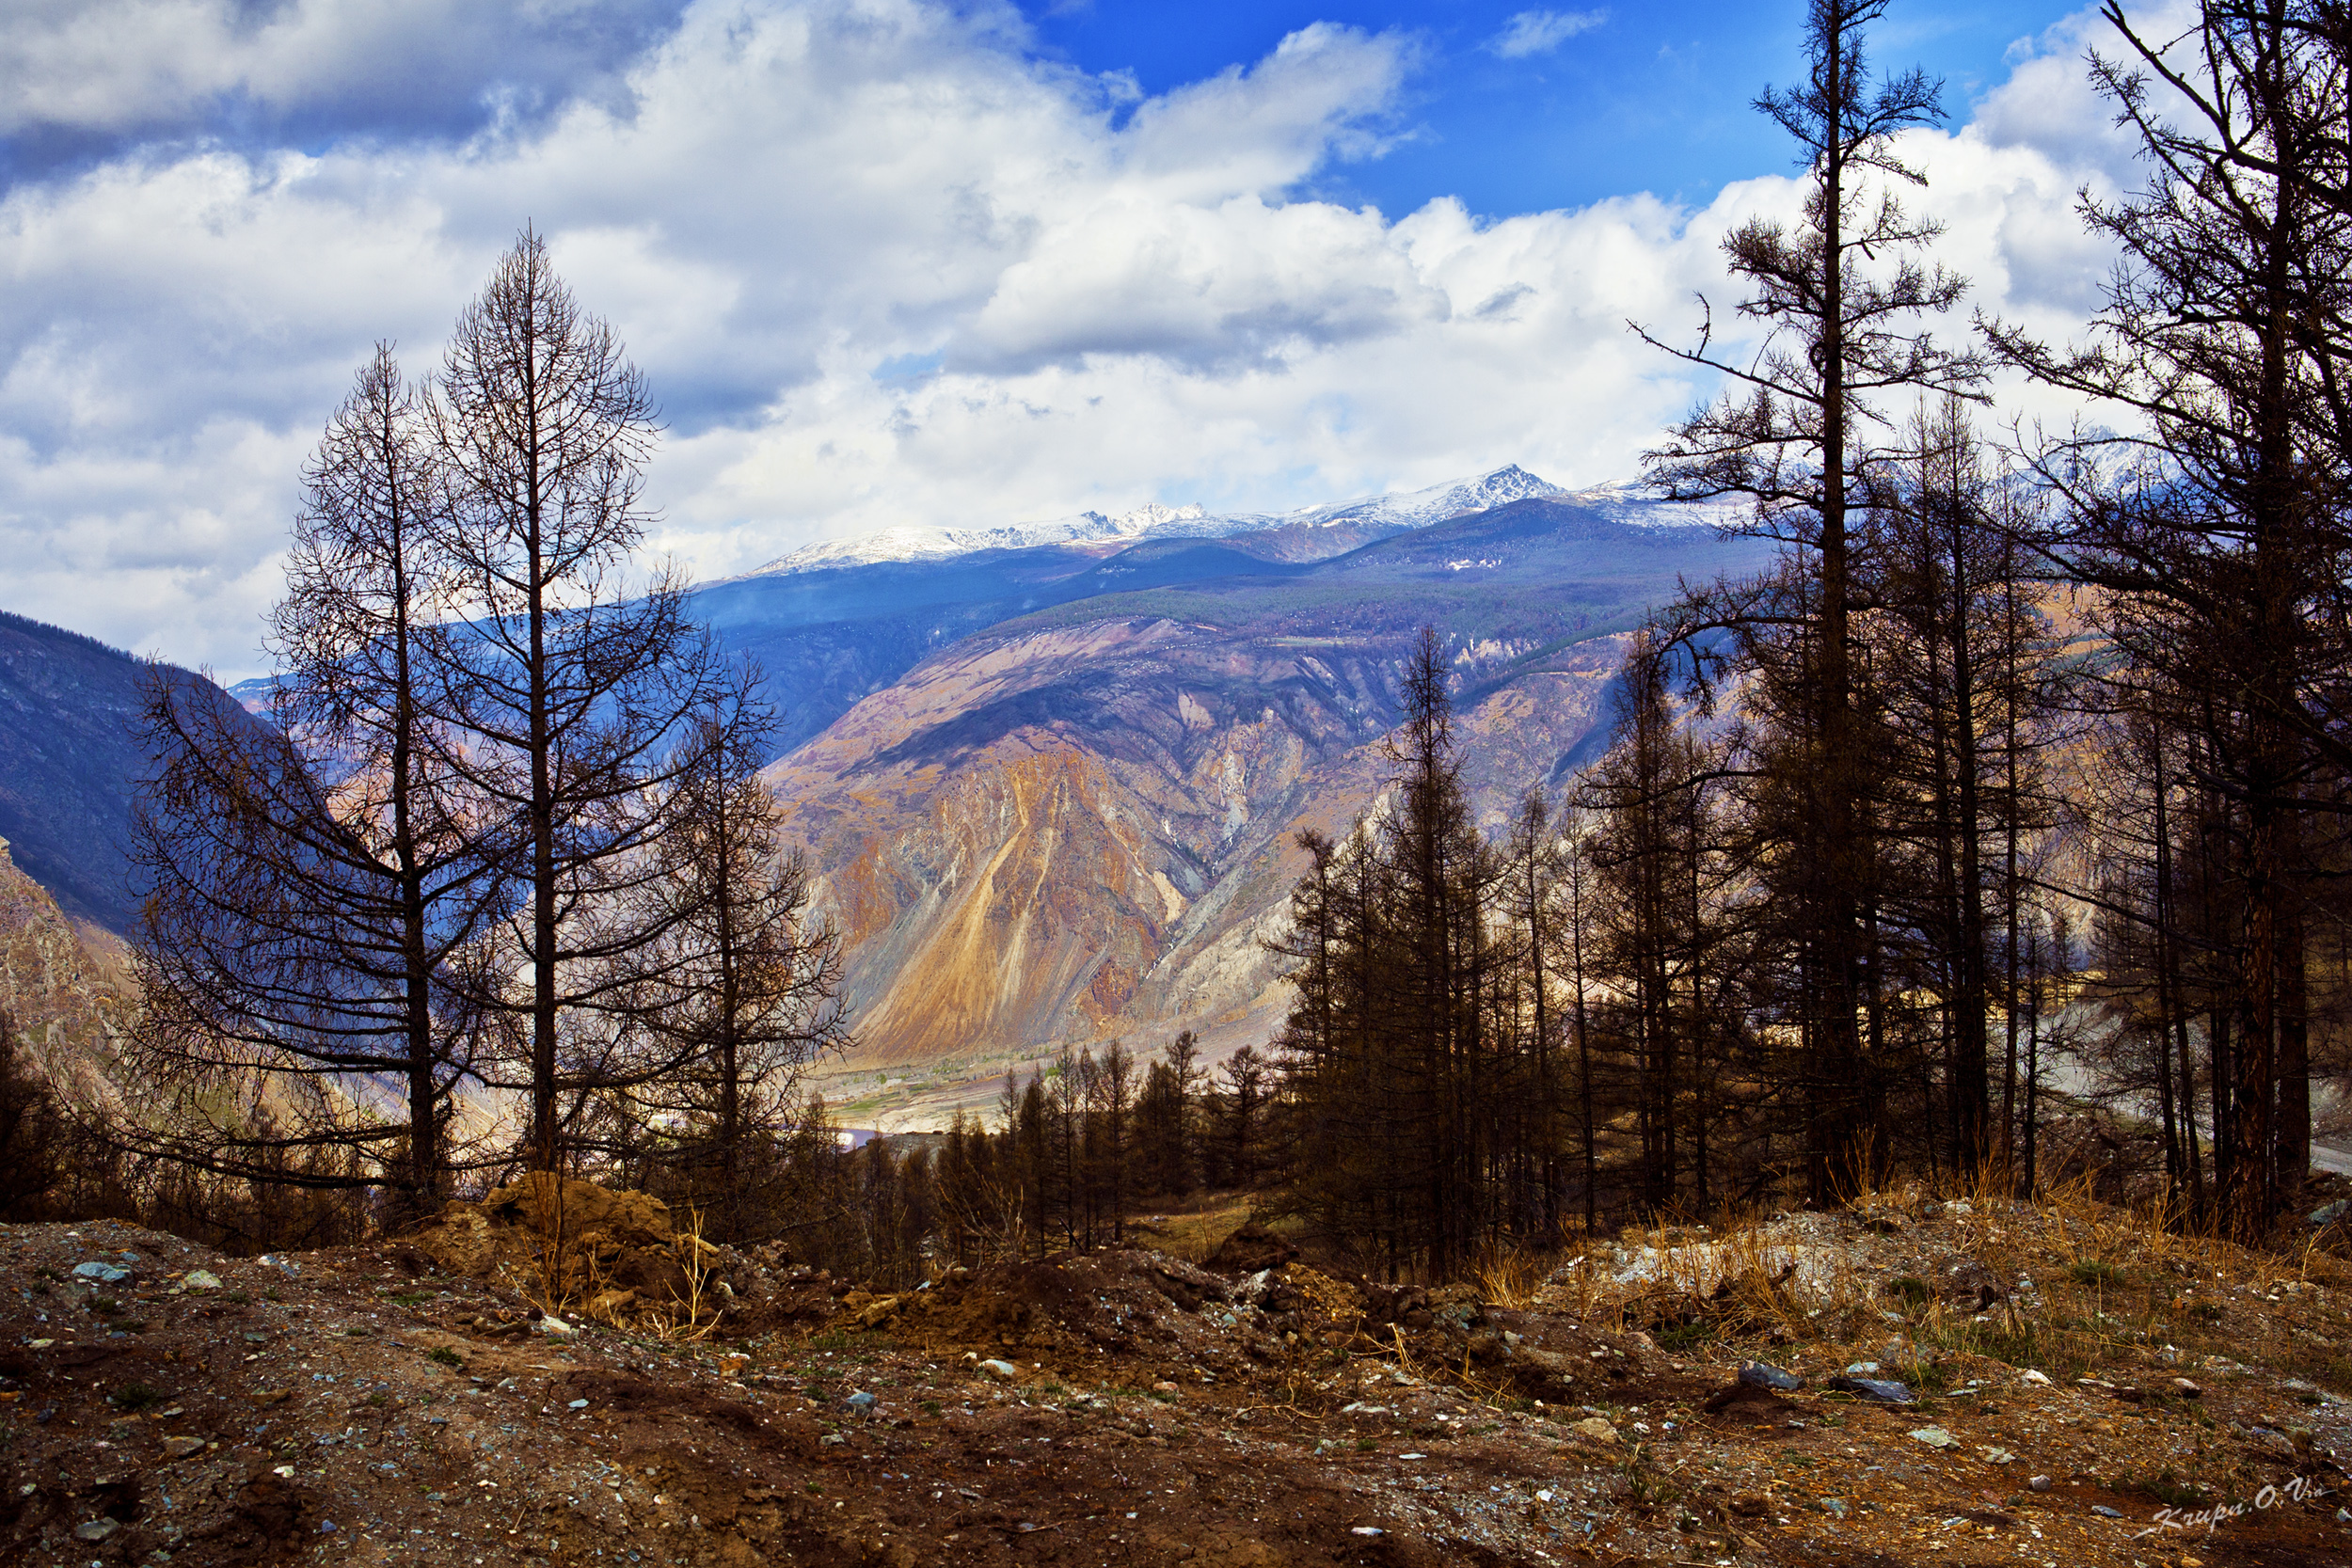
[739,464,1581,577]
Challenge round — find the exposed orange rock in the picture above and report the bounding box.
[766,621,1630,1074]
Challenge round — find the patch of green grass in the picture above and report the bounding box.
[365,1392,390,1408]
[428,1347,463,1369]
[1930,1319,2096,1380]
[1656,1321,1718,1353]
[919,1400,942,1418]
[2070,1259,2125,1289]
[1886,1276,1932,1308]
[224,1290,253,1306]
[109,1383,167,1411]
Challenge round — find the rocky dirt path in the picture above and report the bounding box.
[5,1209,2351,1567]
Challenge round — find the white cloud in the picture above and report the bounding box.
[0,0,686,140]
[1487,9,1606,61]
[0,0,2142,676]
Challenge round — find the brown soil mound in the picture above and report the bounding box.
[850,1249,1257,1364]
[1204,1220,1299,1275]
[407,1174,691,1305]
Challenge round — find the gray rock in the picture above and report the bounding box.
[1907,1426,1960,1449]
[181,1269,222,1291]
[73,1519,119,1543]
[977,1358,1018,1381]
[2090,1504,2124,1519]
[1738,1360,1804,1392]
[2309,1199,2348,1227]
[1827,1376,1915,1403]
[1820,1497,1849,1520]
[845,1390,877,1412]
[2028,1475,2053,1492]
[71,1262,130,1285]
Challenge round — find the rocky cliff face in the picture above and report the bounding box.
[767,619,1631,1071]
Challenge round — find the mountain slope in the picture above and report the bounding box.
[760,485,1770,1076]
[768,618,1633,1072]
[0,611,180,935]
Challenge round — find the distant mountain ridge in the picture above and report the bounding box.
[694,470,1749,761]
[739,465,1571,577]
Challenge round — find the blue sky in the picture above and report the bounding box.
[1021,1,2071,216]
[0,0,2140,673]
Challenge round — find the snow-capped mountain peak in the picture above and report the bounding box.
[740,467,1563,578]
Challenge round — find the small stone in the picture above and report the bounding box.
[977,1359,1019,1381]
[1150,1379,1180,1394]
[1738,1360,1803,1392]
[2173,1377,2203,1399]
[818,1433,847,1448]
[1978,1446,2014,1465]
[2019,1369,2051,1386]
[1828,1376,1915,1403]
[566,1400,589,1411]
[2090,1503,2124,1519]
[73,1519,119,1543]
[71,1262,130,1285]
[845,1391,877,1413]
[1844,1361,1880,1375]
[2028,1476,2053,1492]
[535,1315,576,1337]
[1908,1426,1960,1449]
[1821,1497,1849,1520]
[182,1270,222,1291]
[160,1435,204,1460]
[1569,1416,1619,1446]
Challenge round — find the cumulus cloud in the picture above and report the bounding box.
[0,0,688,149]
[1487,9,1606,60]
[0,0,2149,674]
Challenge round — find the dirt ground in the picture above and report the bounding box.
[5,1190,2352,1567]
